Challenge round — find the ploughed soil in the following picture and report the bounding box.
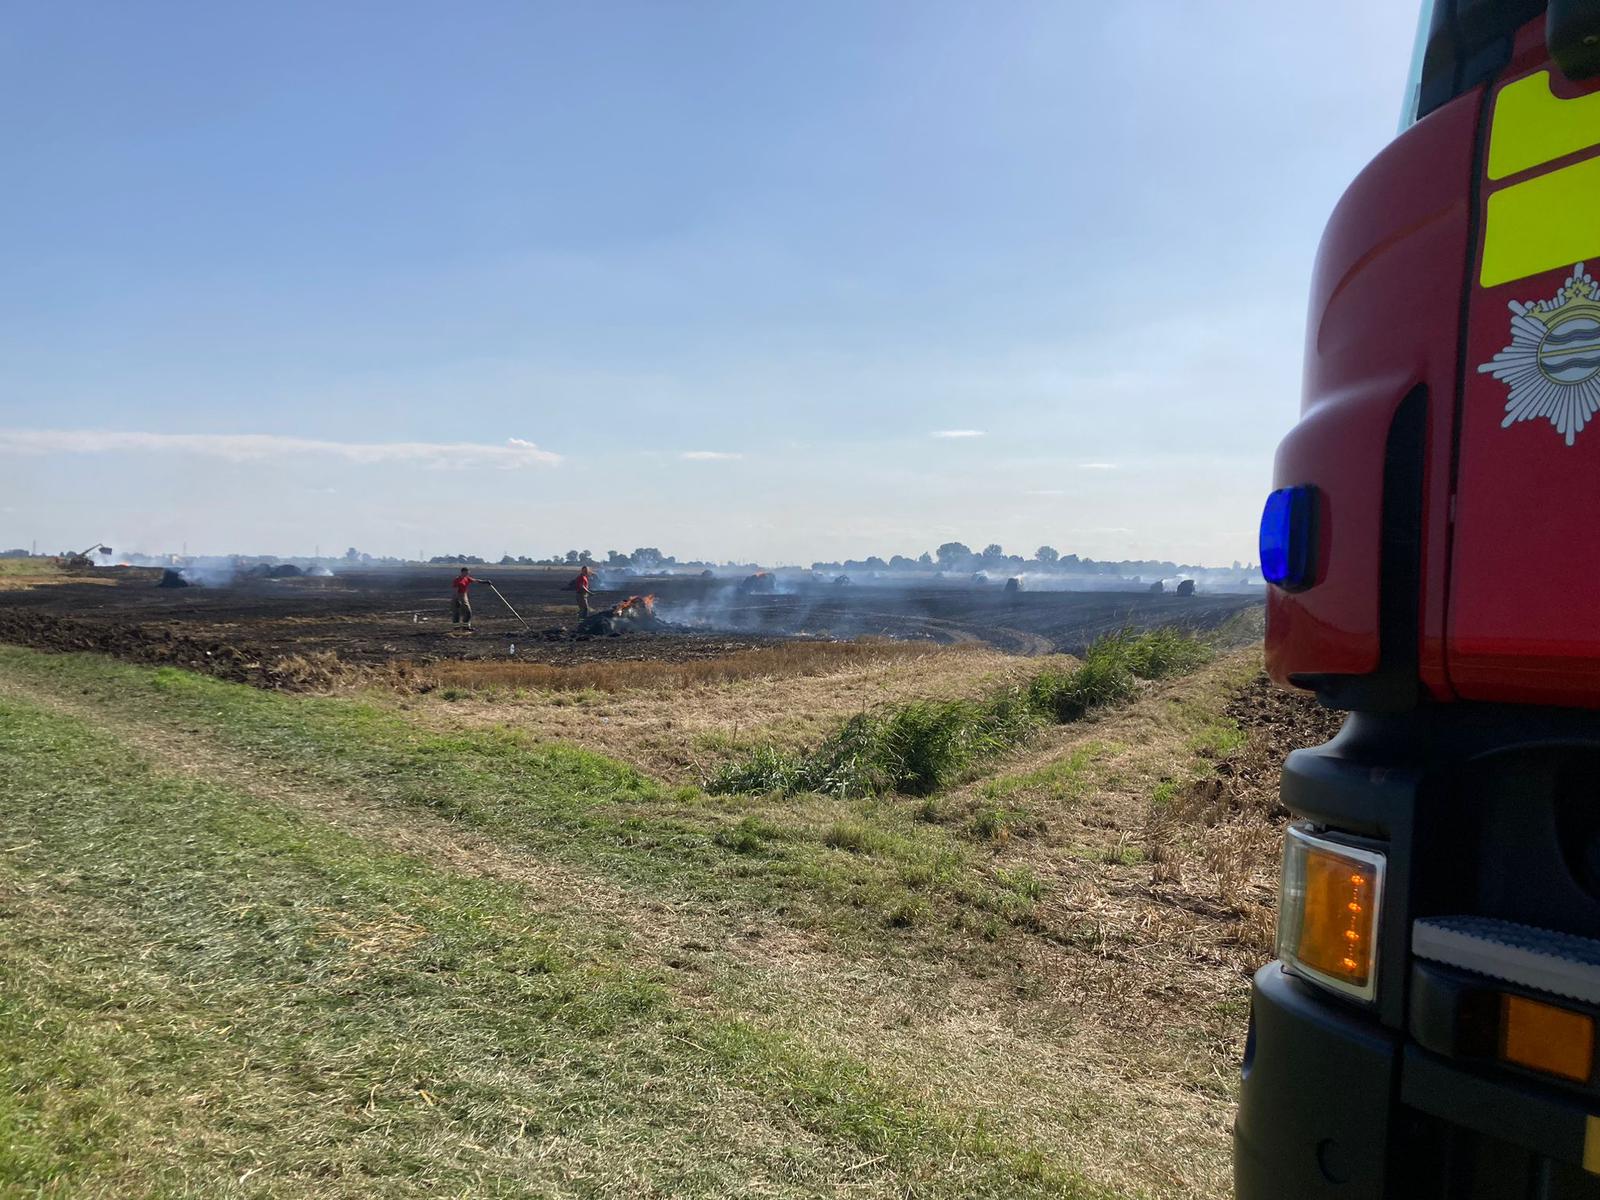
[0,566,1262,687]
[1185,671,1347,823]
[1225,671,1346,756]
[0,609,314,689]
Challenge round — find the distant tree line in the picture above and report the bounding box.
[417,543,1256,575]
[807,543,1246,577]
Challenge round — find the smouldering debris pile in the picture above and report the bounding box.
[577,594,662,637]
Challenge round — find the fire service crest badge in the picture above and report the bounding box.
[1478,263,1600,446]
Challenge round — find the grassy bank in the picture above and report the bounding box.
[0,633,1276,1198]
[0,646,1059,945]
[0,686,1111,1199]
[711,628,1210,800]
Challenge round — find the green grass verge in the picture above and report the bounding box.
[0,689,1114,1199]
[0,646,1049,954]
[711,629,1210,801]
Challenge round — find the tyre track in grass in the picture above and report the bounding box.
[0,660,707,972]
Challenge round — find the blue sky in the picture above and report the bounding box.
[0,1,1419,564]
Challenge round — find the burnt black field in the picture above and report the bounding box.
[0,566,1262,667]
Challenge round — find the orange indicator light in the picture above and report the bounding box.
[1500,994,1594,1083]
[1292,850,1379,989]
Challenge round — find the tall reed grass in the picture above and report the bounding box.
[711,627,1210,800]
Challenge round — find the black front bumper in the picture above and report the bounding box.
[1236,962,1600,1198]
[1235,964,1401,1197]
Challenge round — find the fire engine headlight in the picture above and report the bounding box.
[1259,485,1318,590]
[1277,825,1386,1003]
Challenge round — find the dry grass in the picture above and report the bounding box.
[861,649,1277,1196]
[1142,674,1343,959]
[271,650,425,693]
[681,651,1286,1200]
[0,558,112,591]
[412,643,1059,783]
[422,637,966,694]
[398,644,1287,1198]
[985,656,1277,984]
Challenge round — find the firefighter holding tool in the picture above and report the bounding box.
[566,564,591,621]
[450,567,484,631]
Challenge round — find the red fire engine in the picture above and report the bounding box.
[1237,2,1600,1196]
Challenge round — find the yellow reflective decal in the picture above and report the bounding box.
[1481,155,1600,288]
[1585,1114,1600,1175]
[1489,71,1600,180]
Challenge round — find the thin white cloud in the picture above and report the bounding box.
[1078,462,1118,470]
[1026,489,1067,497]
[679,450,743,461]
[930,429,986,439]
[0,429,562,468]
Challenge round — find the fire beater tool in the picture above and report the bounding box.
[485,582,530,630]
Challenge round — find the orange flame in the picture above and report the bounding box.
[610,594,656,618]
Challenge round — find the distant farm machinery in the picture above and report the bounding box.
[61,542,113,568]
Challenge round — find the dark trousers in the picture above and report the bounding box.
[452,596,472,625]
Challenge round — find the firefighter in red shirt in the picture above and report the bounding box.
[566,564,592,620]
[450,567,484,630]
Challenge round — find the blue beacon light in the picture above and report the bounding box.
[1259,486,1318,590]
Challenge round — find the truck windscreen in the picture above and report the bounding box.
[1411,0,1546,122]
[1400,0,1441,129]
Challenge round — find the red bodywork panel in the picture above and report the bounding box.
[1270,15,1600,712]
[1265,96,1479,696]
[1448,43,1600,707]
